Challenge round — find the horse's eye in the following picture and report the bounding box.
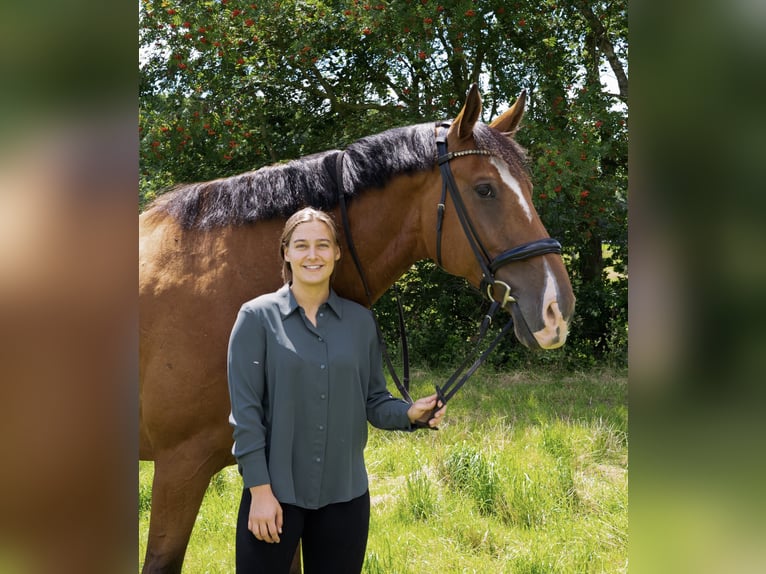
[475,184,495,198]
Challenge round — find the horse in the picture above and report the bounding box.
[139,85,575,573]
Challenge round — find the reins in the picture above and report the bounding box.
[337,151,414,404]
[336,121,563,427]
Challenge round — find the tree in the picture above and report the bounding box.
[140,0,628,367]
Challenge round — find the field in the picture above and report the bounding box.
[139,368,627,573]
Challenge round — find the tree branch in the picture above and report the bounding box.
[298,63,405,114]
[574,2,628,101]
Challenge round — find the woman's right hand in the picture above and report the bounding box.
[248,484,283,543]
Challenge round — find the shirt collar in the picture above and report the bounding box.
[276,283,344,320]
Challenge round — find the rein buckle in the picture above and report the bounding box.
[485,280,516,309]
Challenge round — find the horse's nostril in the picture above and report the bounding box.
[545,301,560,325]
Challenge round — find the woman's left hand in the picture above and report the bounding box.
[407,394,446,428]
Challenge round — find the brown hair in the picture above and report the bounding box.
[279,207,340,283]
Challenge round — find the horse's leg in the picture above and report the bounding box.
[142,443,228,574]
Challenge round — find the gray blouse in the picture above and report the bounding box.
[227,283,413,509]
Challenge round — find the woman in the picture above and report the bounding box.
[227,207,445,573]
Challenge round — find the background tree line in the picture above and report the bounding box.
[139,0,627,369]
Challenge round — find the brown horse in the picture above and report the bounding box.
[139,85,574,573]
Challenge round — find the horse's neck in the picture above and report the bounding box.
[334,172,431,305]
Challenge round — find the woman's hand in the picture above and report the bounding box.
[407,394,446,428]
[248,484,283,543]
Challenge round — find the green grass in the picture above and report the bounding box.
[139,367,627,573]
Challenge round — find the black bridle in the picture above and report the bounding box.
[337,121,562,427]
[434,121,562,308]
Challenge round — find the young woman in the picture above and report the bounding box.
[227,207,445,573]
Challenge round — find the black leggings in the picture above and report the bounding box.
[235,488,370,574]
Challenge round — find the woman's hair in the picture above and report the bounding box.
[279,207,340,283]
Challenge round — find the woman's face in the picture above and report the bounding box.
[283,220,340,288]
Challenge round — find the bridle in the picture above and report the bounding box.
[434,121,562,308]
[337,120,562,426]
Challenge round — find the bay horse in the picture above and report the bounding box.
[139,85,574,573]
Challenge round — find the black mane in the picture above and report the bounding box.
[150,122,437,230]
[148,120,528,230]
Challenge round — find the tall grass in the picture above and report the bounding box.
[442,442,503,516]
[139,367,627,573]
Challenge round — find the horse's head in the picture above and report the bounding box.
[429,85,574,349]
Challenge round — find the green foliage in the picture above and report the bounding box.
[140,0,628,369]
[372,261,486,368]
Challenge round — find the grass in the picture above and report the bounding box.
[139,367,627,573]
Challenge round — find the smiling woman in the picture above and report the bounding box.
[280,209,341,307]
[227,207,445,573]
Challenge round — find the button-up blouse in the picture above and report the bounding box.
[227,284,413,509]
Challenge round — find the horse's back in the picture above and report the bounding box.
[139,207,284,459]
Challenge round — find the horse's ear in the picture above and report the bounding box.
[450,84,482,141]
[490,90,527,135]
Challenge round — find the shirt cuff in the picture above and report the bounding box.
[238,450,271,488]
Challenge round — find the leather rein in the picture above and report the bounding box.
[337,120,562,426]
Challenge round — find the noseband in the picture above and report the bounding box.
[434,121,562,308]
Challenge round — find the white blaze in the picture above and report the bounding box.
[490,157,532,222]
[542,259,558,308]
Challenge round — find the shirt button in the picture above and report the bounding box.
[319,312,324,317]
[318,425,325,431]
[317,336,323,342]
[320,393,326,400]
[320,364,326,369]
[315,457,321,463]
